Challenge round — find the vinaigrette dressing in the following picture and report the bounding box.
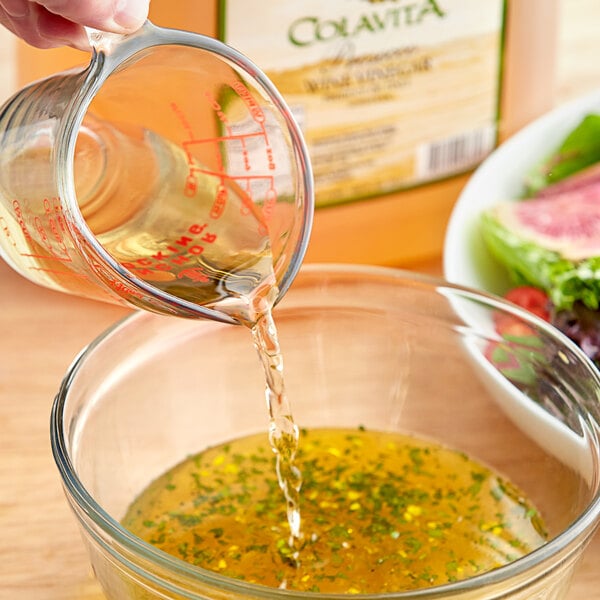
[122,428,547,593]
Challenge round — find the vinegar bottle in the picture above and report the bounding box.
[15,0,558,269]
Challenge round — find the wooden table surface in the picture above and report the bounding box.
[2,2,600,598]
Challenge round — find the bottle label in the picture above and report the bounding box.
[220,0,505,207]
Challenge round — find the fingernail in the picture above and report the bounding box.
[114,0,149,30]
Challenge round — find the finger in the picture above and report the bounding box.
[36,0,150,33]
[0,0,27,17]
[35,4,90,49]
[0,2,88,49]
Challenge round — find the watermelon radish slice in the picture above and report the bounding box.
[491,182,600,261]
[479,112,600,362]
[480,188,600,312]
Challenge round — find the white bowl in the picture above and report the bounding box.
[443,88,600,293]
[442,90,600,474]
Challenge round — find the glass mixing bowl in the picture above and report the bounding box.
[51,264,600,599]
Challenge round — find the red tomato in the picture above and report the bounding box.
[493,286,550,335]
[503,286,550,321]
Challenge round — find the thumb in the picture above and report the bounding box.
[38,0,150,33]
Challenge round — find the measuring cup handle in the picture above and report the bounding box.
[85,20,154,55]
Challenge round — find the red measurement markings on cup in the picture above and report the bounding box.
[71,228,140,301]
[170,84,277,233]
[0,216,17,249]
[121,222,216,283]
[10,200,31,241]
[9,198,89,280]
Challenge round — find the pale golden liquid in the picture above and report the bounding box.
[0,113,302,542]
[78,120,303,543]
[123,428,547,594]
[82,119,277,322]
[76,121,304,541]
[252,311,302,551]
[77,122,303,539]
[0,115,277,321]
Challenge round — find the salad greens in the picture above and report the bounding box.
[482,112,600,311]
[481,213,600,311]
[480,111,600,365]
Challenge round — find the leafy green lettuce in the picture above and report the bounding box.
[526,114,600,194]
[481,212,600,311]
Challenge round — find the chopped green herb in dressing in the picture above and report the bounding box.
[123,428,547,593]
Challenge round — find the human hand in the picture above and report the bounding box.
[0,0,150,50]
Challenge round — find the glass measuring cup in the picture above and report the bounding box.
[0,21,313,324]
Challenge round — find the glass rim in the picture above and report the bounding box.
[53,20,314,324]
[50,263,600,598]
